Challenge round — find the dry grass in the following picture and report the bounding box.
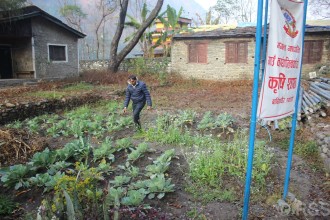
[0,129,46,166]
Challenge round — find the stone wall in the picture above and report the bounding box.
[80,57,170,73]
[0,94,101,125]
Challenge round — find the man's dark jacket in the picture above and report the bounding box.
[124,81,152,108]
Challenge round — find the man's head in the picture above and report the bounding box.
[128,75,137,85]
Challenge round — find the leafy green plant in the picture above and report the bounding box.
[29,172,65,192]
[5,120,23,129]
[29,148,57,168]
[64,137,91,164]
[145,149,175,177]
[93,137,115,162]
[47,161,72,175]
[115,138,133,151]
[126,166,140,178]
[197,111,214,131]
[26,118,41,133]
[176,109,197,126]
[121,189,147,206]
[145,174,175,199]
[0,194,17,215]
[0,164,34,189]
[104,186,124,220]
[127,143,149,162]
[154,149,175,164]
[110,176,131,187]
[215,112,235,132]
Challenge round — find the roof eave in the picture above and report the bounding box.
[173,34,255,40]
[0,11,86,38]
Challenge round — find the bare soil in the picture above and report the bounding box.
[0,74,329,220]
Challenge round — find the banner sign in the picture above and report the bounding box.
[258,0,304,120]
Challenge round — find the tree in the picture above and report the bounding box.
[0,0,27,11]
[108,0,164,73]
[214,0,238,24]
[58,2,87,32]
[309,0,330,19]
[157,5,184,56]
[124,2,155,58]
[94,0,117,59]
[214,0,256,24]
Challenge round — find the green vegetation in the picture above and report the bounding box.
[27,90,67,99]
[2,101,277,218]
[144,112,273,202]
[0,194,17,216]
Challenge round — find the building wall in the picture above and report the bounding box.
[31,17,80,78]
[171,37,256,80]
[171,34,330,80]
[301,34,330,75]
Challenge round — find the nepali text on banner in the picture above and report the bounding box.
[257,0,304,120]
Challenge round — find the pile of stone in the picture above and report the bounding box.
[314,122,330,173]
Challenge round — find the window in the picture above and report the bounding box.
[225,42,248,63]
[48,44,67,62]
[188,43,207,63]
[303,40,323,64]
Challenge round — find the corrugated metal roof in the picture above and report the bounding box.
[0,6,86,38]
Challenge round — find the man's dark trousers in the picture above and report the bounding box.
[132,101,146,129]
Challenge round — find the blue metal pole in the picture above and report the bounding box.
[261,0,269,82]
[282,0,309,200]
[242,0,264,219]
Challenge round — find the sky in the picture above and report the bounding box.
[195,0,217,10]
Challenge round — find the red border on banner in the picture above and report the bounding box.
[263,110,294,119]
[288,0,303,3]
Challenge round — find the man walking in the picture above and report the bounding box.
[123,75,152,130]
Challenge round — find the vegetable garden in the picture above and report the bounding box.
[0,74,329,219]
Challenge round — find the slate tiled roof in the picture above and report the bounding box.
[174,25,330,40]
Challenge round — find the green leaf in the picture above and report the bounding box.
[157,193,165,199]
[63,190,76,220]
[121,190,146,206]
[148,193,155,199]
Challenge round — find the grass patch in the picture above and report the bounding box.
[278,139,322,170]
[186,206,207,220]
[0,194,17,215]
[295,141,319,159]
[185,183,237,204]
[27,91,67,99]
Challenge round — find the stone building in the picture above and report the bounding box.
[171,25,330,80]
[0,6,85,80]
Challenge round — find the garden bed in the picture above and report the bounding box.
[0,74,329,219]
